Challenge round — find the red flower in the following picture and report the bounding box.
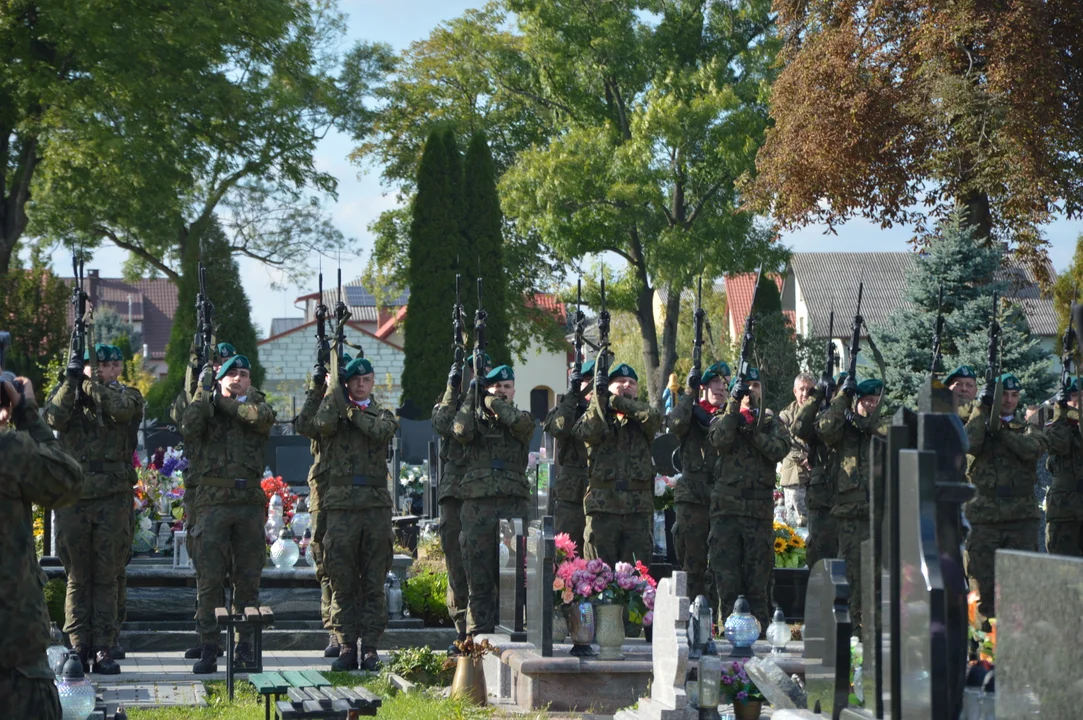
[635,560,657,589]
[132,451,143,469]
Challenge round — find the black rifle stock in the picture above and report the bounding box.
[693,275,705,376]
[331,269,354,387]
[69,255,88,405]
[931,284,945,375]
[315,271,331,379]
[822,310,835,408]
[597,277,611,380]
[573,278,586,375]
[846,282,864,385]
[194,260,217,372]
[453,275,465,393]
[736,267,763,384]
[472,277,488,417]
[987,293,1003,431]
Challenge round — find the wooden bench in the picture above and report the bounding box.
[248,670,381,720]
[215,605,275,700]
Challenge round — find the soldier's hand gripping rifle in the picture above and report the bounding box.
[573,279,586,375]
[313,269,331,385]
[984,293,1003,431]
[330,269,354,389]
[842,283,864,398]
[69,254,103,424]
[193,260,217,385]
[451,275,466,394]
[930,284,945,376]
[472,277,488,418]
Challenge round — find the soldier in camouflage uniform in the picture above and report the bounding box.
[669,361,729,603]
[542,358,595,556]
[814,376,889,632]
[778,373,816,528]
[1046,379,1083,556]
[453,364,535,636]
[181,354,275,672]
[795,371,846,569]
[299,357,397,671]
[707,368,790,628]
[432,354,489,651]
[945,365,979,407]
[1,373,85,720]
[44,342,143,674]
[964,372,1045,619]
[574,363,661,568]
[110,345,144,660]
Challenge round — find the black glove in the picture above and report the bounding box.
[568,370,584,394]
[313,363,327,386]
[199,364,215,391]
[1055,383,1069,407]
[816,374,833,400]
[66,353,84,381]
[691,403,712,427]
[594,371,609,397]
[687,369,701,392]
[448,362,463,389]
[841,375,858,399]
[732,381,750,402]
[979,383,995,407]
[337,365,348,387]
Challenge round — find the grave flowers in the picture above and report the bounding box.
[720,658,766,719]
[654,473,676,511]
[773,520,807,568]
[261,475,297,527]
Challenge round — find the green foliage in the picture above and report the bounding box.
[402,570,452,627]
[44,579,66,626]
[382,646,455,686]
[1052,234,1083,339]
[746,309,799,413]
[94,307,142,350]
[0,250,69,392]
[146,219,264,419]
[875,217,1055,408]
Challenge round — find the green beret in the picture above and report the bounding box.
[702,361,732,386]
[468,353,493,372]
[835,372,849,384]
[728,368,761,391]
[945,365,977,385]
[580,359,596,377]
[108,345,125,362]
[344,357,374,379]
[85,343,110,362]
[856,378,884,398]
[217,342,237,360]
[216,354,252,380]
[1067,378,1079,393]
[999,372,1021,392]
[486,364,514,382]
[342,353,353,365]
[610,363,638,381]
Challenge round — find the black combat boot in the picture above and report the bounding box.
[185,642,222,659]
[192,644,219,674]
[110,643,125,660]
[235,641,255,667]
[92,647,121,675]
[72,645,91,674]
[331,644,358,672]
[359,647,380,672]
[447,632,467,657]
[323,632,341,658]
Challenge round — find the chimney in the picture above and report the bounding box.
[87,269,101,303]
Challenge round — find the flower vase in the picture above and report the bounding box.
[733,698,763,720]
[567,601,596,657]
[450,656,487,706]
[594,603,625,660]
[552,607,569,644]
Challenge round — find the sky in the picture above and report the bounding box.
[46,0,1083,338]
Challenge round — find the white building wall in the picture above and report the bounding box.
[513,340,567,415]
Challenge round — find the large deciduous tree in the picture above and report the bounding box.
[0,247,68,391]
[745,0,1083,275]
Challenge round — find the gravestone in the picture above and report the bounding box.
[995,550,1083,718]
[526,516,555,656]
[744,656,806,710]
[613,571,696,720]
[803,559,852,719]
[497,517,527,642]
[270,437,315,486]
[535,460,553,522]
[651,433,681,476]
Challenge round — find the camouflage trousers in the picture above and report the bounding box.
[583,511,653,568]
[184,489,200,566]
[806,506,839,570]
[1046,519,1083,557]
[460,496,530,635]
[323,508,394,647]
[309,510,332,629]
[438,497,469,636]
[0,668,61,720]
[192,503,265,646]
[709,515,774,629]
[115,506,136,640]
[554,500,586,560]
[56,492,131,648]
[836,517,870,633]
[673,502,712,604]
[965,520,1039,618]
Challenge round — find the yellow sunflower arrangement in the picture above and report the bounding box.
[773,521,808,568]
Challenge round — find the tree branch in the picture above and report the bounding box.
[686,179,728,227]
[96,225,181,283]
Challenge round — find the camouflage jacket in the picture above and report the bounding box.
[778,400,811,489]
[574,393,661,515]
[1,399,85,676]
[296,384,326,512]
[452,391,534,500]
[667,393,721,505]
[43,376,143,498]
[170,389,204,489]
[1043,404,1083,520]
[180,386,275,508]
[708,399,790,519]
[790,391,837,511]
[433,385,470,502]
[542,391,590,502]
[964,406,1045,523]
[815,393,890,520]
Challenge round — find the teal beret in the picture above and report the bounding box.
[85,343,110,362]
[945,365,977,385]
[610,363,638,381]
[344,357,374,379]
[108,345,125,362]
[486,364,514,382]
[835,372,849,384]
[342,353,353,365]
[728,368,761,391]
[702,361,732,386]
[216,354,252,380]
[217,342,236,360]
[580,359,596,377]
[1067,378,1079,393]
[468,353,493,372]
[856,378,884,398]
[999,372,1021,392]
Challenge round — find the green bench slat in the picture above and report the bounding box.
[300,670,330,687]
[249,671,289,694]
[281,670,317,688]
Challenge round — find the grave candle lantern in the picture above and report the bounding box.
[697,654,722,720]
[55,653,96,719]
[723,596,760,658]
[766,606,790,654]
[270,527,299,568]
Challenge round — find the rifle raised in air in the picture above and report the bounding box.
[736,267,763,385]
[472,277,488,418]
[846,282,864,387]
[692,275,705,377]
[330,268,355,386]
[314,268,331,381]
[194,259,216,372]
[573,278,586,375]
[822,310,835,408]
[987,292,1003,431]
[930,284,945,376]
[596,277,611,387]
[452,275,466,393]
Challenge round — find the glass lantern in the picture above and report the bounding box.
[47,622,68,678]
[385,572,404,620]
[265,495,284,544]
[270,528,300,569]
[697,654,722,720]
[298,529,312,563]
[55,653,96,720]
[290,497,312,538]
[766,606,790,654]
[723,596,760,658]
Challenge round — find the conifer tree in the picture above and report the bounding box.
[876,217,1054,409]
[146,217,265,419]
[744,275,799,412]
[462,131,510,366]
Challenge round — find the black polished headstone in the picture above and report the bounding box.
[534,461,553,522]
[803,559,852,720]
[397,418,434,463]
[526,516,555,656]
[496,517,527,642]
[651,433,681,476]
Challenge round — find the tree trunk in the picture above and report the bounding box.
[634,282,663,411]
[957,190,992,243]
[657,283,682,413]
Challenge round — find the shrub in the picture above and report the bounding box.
[44,578,66,625]
[382,646,455,686]
[402,570,451,627]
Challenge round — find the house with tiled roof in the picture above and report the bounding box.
[723,273,793,343]
[781,251,1059,372]
[61,269,178,378]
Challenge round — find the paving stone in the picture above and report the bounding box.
[98,682,208,708]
